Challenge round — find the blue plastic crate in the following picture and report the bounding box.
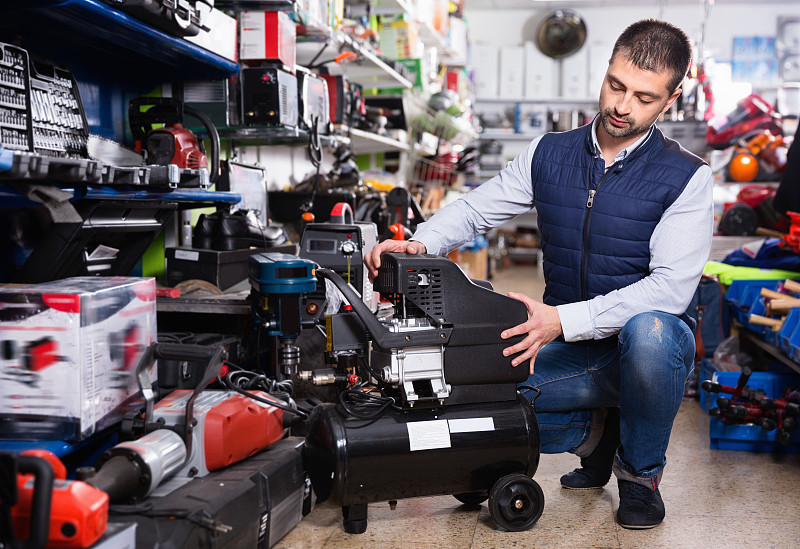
[779,307,800,355]
[699,358,720,413]
[708,370,800,452]
[725,280,781,332]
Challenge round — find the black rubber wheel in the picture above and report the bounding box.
[488,474,544,531]
[453,492,488,507]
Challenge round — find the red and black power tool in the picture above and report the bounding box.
[129,97,220,188]
[707,93,783,151]
[3,450,109,549]
[702,367,800,445]
[76,343,299,504]
[718,184,787,236]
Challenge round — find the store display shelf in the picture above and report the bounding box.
[336,126,409,154]
[0,183,241,209]
[739,326,800,376]
[0,0,239,83]
[475,97,598,106]
[297,31,413,90]
[372,0,416,15]
[479,129,539,141]
[217,126,340,147]
[216,0,295,9]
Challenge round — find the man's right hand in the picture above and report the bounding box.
[364,240,427,281]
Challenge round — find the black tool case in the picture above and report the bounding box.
[108,436,314,548]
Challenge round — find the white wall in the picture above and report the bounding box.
[464,3,797,63]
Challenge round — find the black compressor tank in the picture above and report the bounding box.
[304,392,542,533]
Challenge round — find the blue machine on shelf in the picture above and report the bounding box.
[249,253,317,378]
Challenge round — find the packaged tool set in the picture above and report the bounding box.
[0,41,217,189]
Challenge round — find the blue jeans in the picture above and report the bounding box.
[518,312,695,486]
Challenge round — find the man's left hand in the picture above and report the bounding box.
[500,292,563,374]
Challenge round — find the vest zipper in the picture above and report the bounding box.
[580,161,620,301]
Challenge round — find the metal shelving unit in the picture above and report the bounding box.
[0,0,239,84]
[337,126,410,154]
[296,30,413,90]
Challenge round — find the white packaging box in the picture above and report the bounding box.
[416,0,435,30]
[499,46,525,99]
[240,10,296,70]
[378,19,420,59]
[0,277,157,441]
[524,41,556,99]
[587,41,613,100]
[561,46,589,99]
[471,44,499,98]
[185,7,238,63]
[447,16,468,65]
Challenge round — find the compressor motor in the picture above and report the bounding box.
[300,253,545,533]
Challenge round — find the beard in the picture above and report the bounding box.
[599,108,651,139]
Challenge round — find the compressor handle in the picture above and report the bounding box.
[316,268,452,349]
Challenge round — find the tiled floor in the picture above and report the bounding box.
[276,260,800,549]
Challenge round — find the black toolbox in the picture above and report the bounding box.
[108,436,313,548]
[165,245,297,291]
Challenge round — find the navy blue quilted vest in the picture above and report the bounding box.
[532,123,704,306]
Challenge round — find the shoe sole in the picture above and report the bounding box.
[560,484,606,491]
[617,521,662,529]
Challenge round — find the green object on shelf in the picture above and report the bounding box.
[379,58,425,94]
[704,260,800,286]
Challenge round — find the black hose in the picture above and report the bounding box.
[184,104,220,184]
[16,455,54,549]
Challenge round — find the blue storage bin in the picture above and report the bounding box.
[699,358,720,413]
[725,279,786,337]
[779,307,800,355]
[725,280,781,330]
[708,370,800,452]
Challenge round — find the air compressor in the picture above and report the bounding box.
[300,253,544,533]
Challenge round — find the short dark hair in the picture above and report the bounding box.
[611,19,692,94]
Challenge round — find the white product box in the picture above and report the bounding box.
[185,7,238,63]
[499,46,525,99]
[587,41,613,100]
[240,10,296,71]
[416,0,435,30]
[447,16,468,65]
[471,44,499,98]
[0,277,157,441]
[561,47,589,99]
[379,19,420,60]
[524,41,555,99]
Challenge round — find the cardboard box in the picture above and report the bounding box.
[379,19,420,60]
[524,41,555,99]
[471,44,499,98]
[0,277,157,441]
[240,11,296,72]
[459,247,489,280]
[447,16,467,65]
[185,7,238,63]
[561,47,589,99]
[499,46,525,99]
[587,42,613,101]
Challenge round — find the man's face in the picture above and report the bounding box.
[598,53,681,141]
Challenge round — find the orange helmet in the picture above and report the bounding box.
[728,150,759,182]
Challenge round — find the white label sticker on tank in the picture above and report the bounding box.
[448,417,495,433]
[407,420,451,451]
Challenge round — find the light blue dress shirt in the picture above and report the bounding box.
[411,119,714,341]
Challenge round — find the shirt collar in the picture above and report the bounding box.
[590,115,654,164]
